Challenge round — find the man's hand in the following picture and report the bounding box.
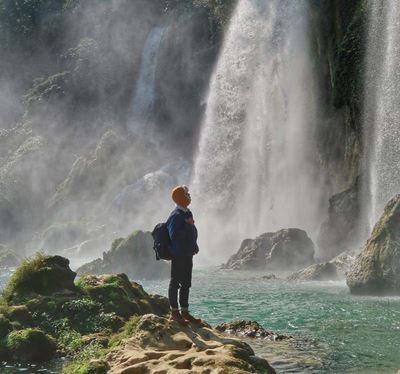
[194,245,199,255]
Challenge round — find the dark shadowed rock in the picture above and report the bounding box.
[216,320,291,341]
[223,229,315,271]
[287,262,339,281]
[77,231,170,280]
[317,178,362,260]
[347,195,400,295]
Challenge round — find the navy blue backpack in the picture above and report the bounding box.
[151,223,172,261]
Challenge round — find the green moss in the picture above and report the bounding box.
[6,328,56,362]
[3,253,76,304]
[109,315,141,348]
[62,342,109,374]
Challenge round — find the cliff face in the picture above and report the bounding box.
[311,0,367,194]
[309,0,368,256]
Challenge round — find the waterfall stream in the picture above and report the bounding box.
[364,1,400,225]
[191,0,325,259]
[127,26,166,135]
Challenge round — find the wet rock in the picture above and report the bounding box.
[106,314,276,374]
[317,178,362,260]
[347,195,400,295]
[287,262,339,281]
[77,231,170,280]
[331,249,357,275]
[216,320,290,341]
[262,273,278,280]
[223,229,315,271]
[6,328,56,363]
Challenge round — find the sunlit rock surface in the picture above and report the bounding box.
[77,230,170,280]
[347,195,400,295]
[106,314,276,374]
[223,229,315,271]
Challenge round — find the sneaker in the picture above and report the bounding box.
[181,310,202,325]
[170,310,189,326]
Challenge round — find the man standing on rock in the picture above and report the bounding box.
[167,185,201,325]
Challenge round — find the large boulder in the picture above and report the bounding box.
[6,328,56,363]
[347,195,400,295]
[317,178,362,260]
[223,229,315,271]
[77,231,170,280]
[4,253,77,303]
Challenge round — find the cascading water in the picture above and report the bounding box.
[191,0,326,260]
[364,1,400,226]
[127,26,166,135]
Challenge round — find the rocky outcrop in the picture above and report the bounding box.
[77,273,169,319]
[216,320,290,342]
[347,195,400,295]
[106,314,276,374]
[4,254,77,303]
[317,178,362,260]
[287,262,339,282]
[0,253,170,364]
[288,248,357,281]
[223,229,315,271]
[77,231,170,280]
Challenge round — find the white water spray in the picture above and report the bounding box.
[191,0,325,261]
[127,26,166,135]
[364,1,400,226]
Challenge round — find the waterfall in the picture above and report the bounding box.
[364,1,400,226]
[191,0,325,261]
[127,26,166,134]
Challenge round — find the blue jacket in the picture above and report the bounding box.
[166,207,198,256]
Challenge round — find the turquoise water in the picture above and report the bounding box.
[141,268,400,374]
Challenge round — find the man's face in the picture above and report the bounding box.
[184,187,191,205]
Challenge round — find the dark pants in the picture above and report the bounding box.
[168,256,193,309]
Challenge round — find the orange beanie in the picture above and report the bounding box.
[171,185,191,208]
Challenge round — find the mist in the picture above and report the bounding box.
[0,0,224,264]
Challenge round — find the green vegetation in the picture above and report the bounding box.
[0,253,168,367]
[3,252,75,303]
